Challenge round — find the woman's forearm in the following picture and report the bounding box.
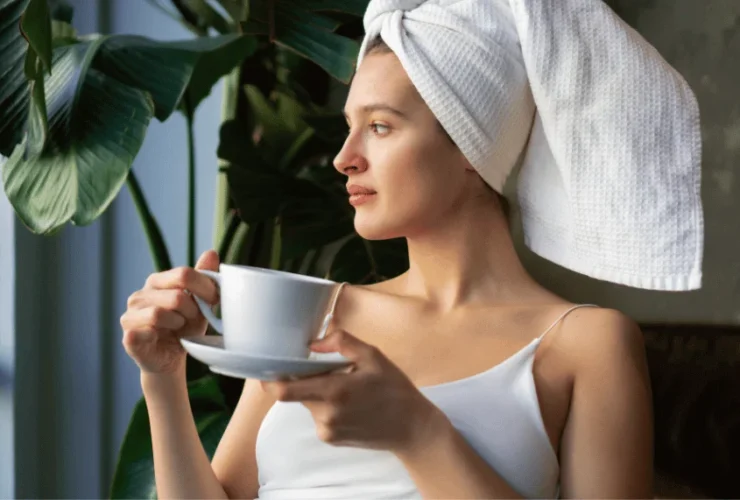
[395,411,523,499]
[141,371,229,500]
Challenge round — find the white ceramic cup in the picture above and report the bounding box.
[192,264,339,359]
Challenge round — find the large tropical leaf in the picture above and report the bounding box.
[329,236,408,284]
[93,34,257,119]
[0,0,35,157]
[180,0,233,34]
[215,0,245,23]
[21,0,52,73]
[1,33,257,234]
[302,112,348,144]
[223,141,332,226]
[2,41,156,233]
[243,84,310,166]
[280,196,354,261]
[50,19,77,48]
[242,0,361,83]
[109,375,231,499]
[21,0,53,154]
[219,117,347,247]
[48,0,73,23]
[303,0,369,17]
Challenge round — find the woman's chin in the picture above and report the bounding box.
[353,217,404,241]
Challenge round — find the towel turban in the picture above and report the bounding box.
[357,0,704,291]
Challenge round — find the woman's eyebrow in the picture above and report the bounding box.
[343,103,409,120]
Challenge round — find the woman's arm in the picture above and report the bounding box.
[558,309,653,498]
[144,373,275,499]
[211,378,276,498]
[395,308,653,499]
[143,371,230,499]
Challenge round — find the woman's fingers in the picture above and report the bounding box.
[143,266,219,304]
[127,289,201,321]
[121,305,188,331]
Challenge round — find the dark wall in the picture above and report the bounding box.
[606,2,740,497]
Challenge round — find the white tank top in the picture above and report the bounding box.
[255,291,597,499]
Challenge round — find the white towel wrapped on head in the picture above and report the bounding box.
[358,0,704,291]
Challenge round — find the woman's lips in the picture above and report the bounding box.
[347,185,377,206]
[349,192,377,206]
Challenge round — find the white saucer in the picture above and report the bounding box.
[180,335,352,381]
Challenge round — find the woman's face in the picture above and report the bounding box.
[334,51,475,241]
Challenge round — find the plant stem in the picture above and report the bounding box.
[270,216,282,269]
[126,170,172,272]
[217,209,241,262]
[213,67,240,249]
[184,93,196,267]
[225,221,249,264]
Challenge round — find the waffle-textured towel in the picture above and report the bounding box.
[358,0,704,291]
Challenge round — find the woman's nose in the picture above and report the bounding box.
[333,137,368,176]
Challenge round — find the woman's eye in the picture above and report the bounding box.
[370,123,390,136]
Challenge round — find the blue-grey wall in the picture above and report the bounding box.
[0,175,16,498]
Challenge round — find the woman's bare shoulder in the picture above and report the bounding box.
[552,306,647,373]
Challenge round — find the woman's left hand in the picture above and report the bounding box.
[261,330,448,455]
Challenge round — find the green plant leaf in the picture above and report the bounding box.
[51,19,77,48]
[276,16,359,84]
[280,196,354,261]
[227,163,288,223]
[182,0,233,34]
[218,120,289,222]
[303,112,347,143]
[2,42,156,234]
[302,0,368,17]
[24,71,48,157]
[241,0,360,83]
[219,115,340,233]
[110,375,231,499]
[217,119,261,166]
[21,0,52,73]
[243,85,310,165]
[280,0,342,32]
[0,0,33,157]
[216,0,245,22]
[1,33,257,234]
[19,0,53,154]
[177,35,257,111]
[93,34,257,119]
[329,236,408,284]
[48,0,73,23]
[126,171,173,272]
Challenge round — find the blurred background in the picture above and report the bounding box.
[1,0,738,498]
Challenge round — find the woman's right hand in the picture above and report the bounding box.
[120,250,220,375]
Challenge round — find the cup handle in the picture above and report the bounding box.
[191,269,223,334]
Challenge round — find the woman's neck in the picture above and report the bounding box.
[399,193,546,312]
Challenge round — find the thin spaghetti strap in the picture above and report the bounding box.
[328,282,348,316]
[537,303,599,341]
[316,282,349,339]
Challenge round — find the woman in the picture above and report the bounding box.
[120,0,703,498]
